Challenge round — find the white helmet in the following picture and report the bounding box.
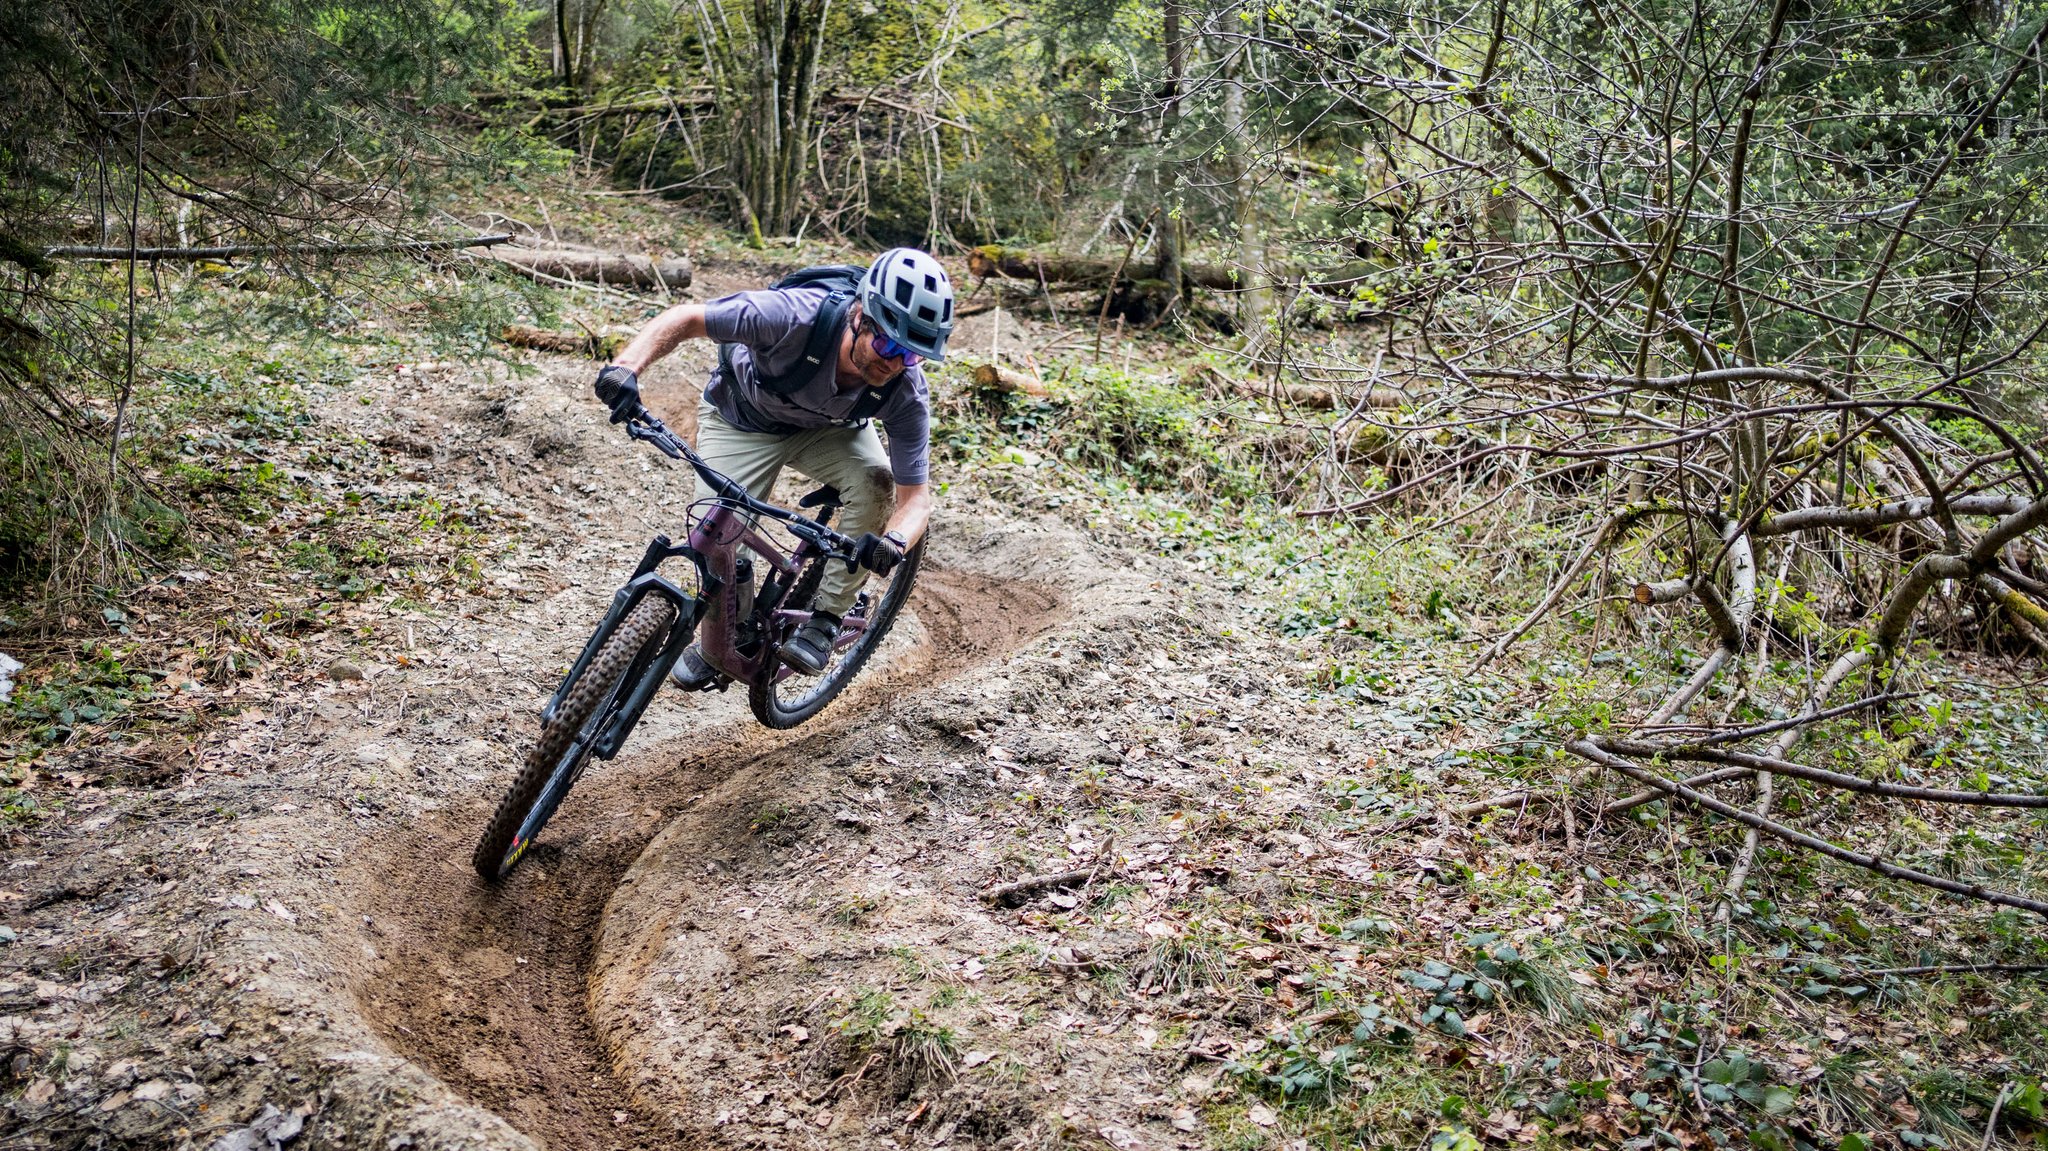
[859,248,954,361]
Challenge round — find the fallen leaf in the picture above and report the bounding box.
[781,1024,810,1043]
[963,1050,994,1067]
[1247,1104,1278,1127]
[264,899,296,923]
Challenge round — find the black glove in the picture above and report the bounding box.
[594,364,642,423]
[855,532,904,576]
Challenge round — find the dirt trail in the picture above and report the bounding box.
[351,568,1062,1151]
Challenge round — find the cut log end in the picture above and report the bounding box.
[1634,577,1694,606]
[971,362,1050,398]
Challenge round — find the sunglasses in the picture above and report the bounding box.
[863,322,921,367]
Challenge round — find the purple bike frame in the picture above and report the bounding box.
[689,502,872,686]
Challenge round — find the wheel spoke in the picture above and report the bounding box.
[751,540,922,728]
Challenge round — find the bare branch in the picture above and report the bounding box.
[1568,741,2048,918]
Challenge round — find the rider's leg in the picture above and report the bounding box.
[689,400,795,508]
[673,403,802,687]
[786,422,896,618]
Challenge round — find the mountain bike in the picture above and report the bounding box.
[471,401,923,880]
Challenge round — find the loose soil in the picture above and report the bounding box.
[352,567,1064,1151]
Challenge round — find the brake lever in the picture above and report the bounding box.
[788,519,858,569]
[625,416,686,460]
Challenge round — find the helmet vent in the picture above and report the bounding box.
[924,274,938,290]
[917,305,937,321]
[894,279,914,306]
[941,298,953,322]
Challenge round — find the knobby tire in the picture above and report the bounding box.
[472,597,676,880]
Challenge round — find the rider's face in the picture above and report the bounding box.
[851,316,911,388]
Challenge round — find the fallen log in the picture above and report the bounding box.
[967,244,1387,301]
[1634,577,1694,605]
[45,233,513,262]
[981,869,1092,907]
[500,324,629,359]
[1245,381,1406,410]
[486,245,693,289]
[967,244,1238,291]
[971,362,1050,398]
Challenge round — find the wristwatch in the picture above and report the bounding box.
[882,530,910,551]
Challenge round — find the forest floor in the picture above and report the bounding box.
[2,190,2046,1151]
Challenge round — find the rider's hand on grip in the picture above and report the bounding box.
[854,532,903,576]
[594,365,642,424]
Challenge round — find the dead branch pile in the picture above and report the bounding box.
[1231,0,2048,921]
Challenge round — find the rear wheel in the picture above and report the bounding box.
[473,598,675,880]
[749,538,923,729]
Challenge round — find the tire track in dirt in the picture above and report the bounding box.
[349,567,1062,1151]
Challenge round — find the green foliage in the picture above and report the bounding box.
[0,0,522,612]
[1048,365,1243,493]
[1,644,163,763]
[833,987,960,1084]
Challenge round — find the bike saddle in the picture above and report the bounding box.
[798,485,843,509]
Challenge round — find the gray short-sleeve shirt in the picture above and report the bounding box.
[701,286,932,487]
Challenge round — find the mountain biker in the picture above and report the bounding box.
[592,248,954,680]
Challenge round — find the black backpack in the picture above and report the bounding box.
[718,263,905,427]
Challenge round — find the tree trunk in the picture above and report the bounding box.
[694,0,831,237]
[1156,0,1188,314]
[554,0,573,87]
[574,0,607,94]
[1223,44,1266,331]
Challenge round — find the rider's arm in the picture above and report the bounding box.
[613,304,709,375]
[887,483,933,547]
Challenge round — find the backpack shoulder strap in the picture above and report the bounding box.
[846,369,909,425]
[741,268,863,396]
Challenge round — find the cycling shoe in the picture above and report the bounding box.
[669,644,723,691]
[778,613,841,675]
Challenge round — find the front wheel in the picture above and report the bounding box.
[473,597,676,880]
[749,538,923,729]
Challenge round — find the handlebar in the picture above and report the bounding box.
[621,405,860,564]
